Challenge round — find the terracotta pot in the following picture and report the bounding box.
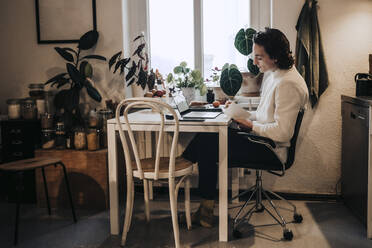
[239,72,263,97]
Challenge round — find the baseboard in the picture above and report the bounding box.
[133,184,341,202]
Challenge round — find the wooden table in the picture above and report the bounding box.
[107,109,231,242]
[35,149,109,210]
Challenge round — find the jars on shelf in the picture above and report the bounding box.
[6,99,21,119]
[89,109,98,128]
[87,128,100,151]
[41,129,55,149]
[41,113,54,129]
[98,109,113,148]
[28,83,45,98]
[55,122,66,149]
[74,128,87,150]
[21,98,37,120]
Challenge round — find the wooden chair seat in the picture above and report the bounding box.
[132,157,193,179]
[0,157,61,171]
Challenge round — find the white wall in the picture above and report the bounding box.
[0,0,126,115]
[0,0,371,194]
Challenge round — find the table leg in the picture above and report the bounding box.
[108,124,119,235]
[219,126,228,242]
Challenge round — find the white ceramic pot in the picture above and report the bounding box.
[181,87,195,104]
[239,72,263,97]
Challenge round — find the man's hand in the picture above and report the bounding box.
[234,119,253,130]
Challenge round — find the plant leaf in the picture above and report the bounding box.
[120,58,131,74]
[66,63,84,89]
[62,47,77,55]
[114,60,122,73]
[133,34,144,42]
[125,61,136,81]
[56,78,70,88]
[81,55,106,61]
[79,61,93,78]
[219,64,242,96]
[234,28,256,55]
[127,77,136,86]
[45,72,68,85]
[85,83,102,102]
[247,59,260,75]
[54,47,74,62]
[78,30,99,50]
[132,43,145,57]
[109,51,122,70]
[147,71,156,90]
[138,66,148,89]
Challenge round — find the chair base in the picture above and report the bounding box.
[232,170,302,241]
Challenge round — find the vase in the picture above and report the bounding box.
[181,87,195,104]
[239,72,263,97]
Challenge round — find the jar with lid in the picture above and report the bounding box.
[21,98,37,120]
[28,83,45,99]
[44,91,55,115]
[74,128,87,150]
[41,129,55,149]
[6,99,21,119]
[89,109,98,127]
[207,88,215,104]
[41,113,54,129]
[87,128,100,151]
[55,122,66,149]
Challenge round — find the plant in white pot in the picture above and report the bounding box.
[166,62,207,104]
[234,27,262,96]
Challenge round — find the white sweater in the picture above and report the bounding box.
[249,66,309,163]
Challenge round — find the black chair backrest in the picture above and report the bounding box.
[285,109,305,169]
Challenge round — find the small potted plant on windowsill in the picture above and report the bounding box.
[166,61,207,104]
[233,27,263,96]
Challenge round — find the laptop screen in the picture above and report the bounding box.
[174,97,189,114]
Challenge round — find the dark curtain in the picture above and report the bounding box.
[295,0,329,107]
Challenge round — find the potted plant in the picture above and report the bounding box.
[219,63,243,100]
[234,27,262,96]
[108,33,158,94]
[166,61,207,104]
[44,30,106,130]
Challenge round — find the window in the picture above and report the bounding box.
[148,0,250,79]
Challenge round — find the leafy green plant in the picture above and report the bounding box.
[44,30,106,111]
[234,28,260,75]
[166,62,207,96]
[205,67,222,83]
[219,63,243,97]
[108,33,156,90]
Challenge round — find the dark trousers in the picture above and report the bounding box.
[182,128,278,200]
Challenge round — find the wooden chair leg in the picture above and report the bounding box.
[149,180,154,200]
[59,162,77,222]
[169,178,180,248]
[184,177,192,230]
[14,172,23,246]
[121,177,134,246]
[128,180,135,230]
[41,167,51,215]
[143,179,150,222]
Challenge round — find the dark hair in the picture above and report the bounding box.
[253,28,294,69]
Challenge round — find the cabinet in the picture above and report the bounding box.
[341,95,372,239]
[0,120,41,203]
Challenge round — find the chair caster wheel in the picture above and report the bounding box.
[293,213,303,223]
[255,207,264,213]
[283,229,293,241]
[233,229,242,239]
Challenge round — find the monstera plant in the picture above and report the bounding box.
[234,27,260,75]
[44,30,106,128]
[219,63,243,98]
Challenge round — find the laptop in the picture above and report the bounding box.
[174,98,222,120]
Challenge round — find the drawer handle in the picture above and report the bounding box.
[11,140,23,145]
[10,129,21,134]
[12,151,23,157]
[350,112,365,120]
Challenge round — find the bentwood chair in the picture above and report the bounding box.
[116,97,193,248]
[230,109,305,241]
[0,157,77,245]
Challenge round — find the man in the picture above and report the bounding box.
[181,28,309,228]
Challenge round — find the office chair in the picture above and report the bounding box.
[230,109,304,241]
[116,98,193,248]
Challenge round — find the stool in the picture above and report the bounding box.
[0,157,77,245]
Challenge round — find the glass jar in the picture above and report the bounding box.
[41,113,54,129]
[41,129,55,149]
[74,128,87,150]
[6,99,21,119]
[44,91,55,115]
[207,88,215,104]
[98,109,113,148]
[89,109,98,127]
[87,128,100,151]
[55,122,66,149]
[28,83,45,99]
[21,98,37,120]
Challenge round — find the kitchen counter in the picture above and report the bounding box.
[341,94,372,107]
